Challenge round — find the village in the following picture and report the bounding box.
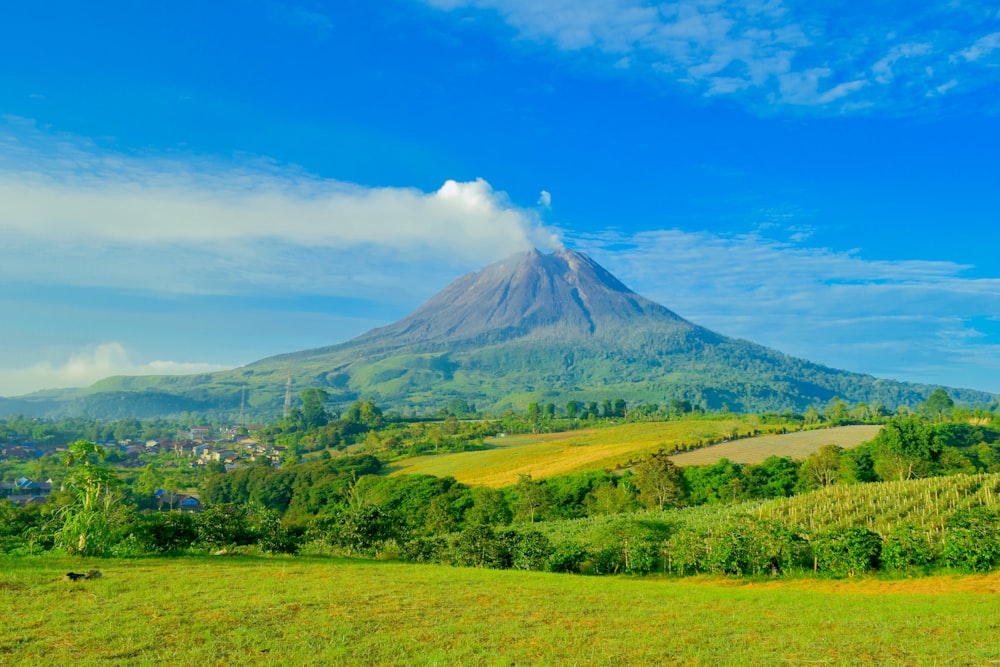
[0,423,287,509]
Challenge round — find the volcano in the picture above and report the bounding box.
[22,248,997,418]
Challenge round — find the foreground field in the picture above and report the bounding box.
[390,421,880,486]
[1,557,998,666]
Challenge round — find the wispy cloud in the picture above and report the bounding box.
[0,343,228,396]
[0,118,561,300]
[573,228,1000,392]
[958,31,1000,62]
[423,0,1000,114]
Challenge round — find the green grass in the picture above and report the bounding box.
[2,556,999,666]
[390,421,879,486]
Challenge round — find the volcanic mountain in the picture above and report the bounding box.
[16,248,997,418]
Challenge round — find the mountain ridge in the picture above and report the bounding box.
[5,249,998,418]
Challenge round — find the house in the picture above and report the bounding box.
[7,494,47,506]
[177,495,202,511]
[190,426,212,441]
[212,450,239,463]
[3,446,39,461]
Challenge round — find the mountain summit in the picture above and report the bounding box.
[341,248,687,349]
[22,249,996,418]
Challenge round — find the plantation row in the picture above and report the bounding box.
[524,473,1000,576]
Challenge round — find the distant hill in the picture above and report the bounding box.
[8,249,997,419]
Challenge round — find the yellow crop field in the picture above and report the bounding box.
[390,418,880,487]
[669,424,883,466]
[389,418,747,486]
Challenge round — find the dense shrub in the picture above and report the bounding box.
[941,508,1000,573]
[545,542,589,573]
[880,522,938,572]
[140,511,199,554]
[811,527,882,576]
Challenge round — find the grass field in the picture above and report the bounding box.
[1,556,998,666]
[389,421,881,487]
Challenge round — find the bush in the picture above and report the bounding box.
[400,536,447,563]
[140,512,199,554]
[509,530,552,571]
[942,507,1000,573]
[881,522,938,572]
[308,505,404,556]
[452,525,511,568]
[811,527,882,576]
[196,506,255,551]
[546,542,589,573]
[666,527,705,575]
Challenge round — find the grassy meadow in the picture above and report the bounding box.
[2,556,998,666]
[390,421,879,487]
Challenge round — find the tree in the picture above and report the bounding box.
[871,416,940,481]
[565,400,580,419]
[799,445,843,489]
[464,487,512,526]
[634,450,685,510]
[300,388,330,428]
[134,464,165,498]
[514,474,551,523]
[824,398,849,424]
[55,440,126,556]
[804,406,822,425]
[346,399,383,429]
[920,388,955,422]
[585,481,635,515]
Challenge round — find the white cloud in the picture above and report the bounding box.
[958,31,1000,62]
[423,0,1000,114]
[872,43,933,84]
[0,343,228,396]
[538,190,552,207]
[0,119,562,298]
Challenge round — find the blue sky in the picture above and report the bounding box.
[1,0,999,397]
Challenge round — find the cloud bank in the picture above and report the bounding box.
[0,343,228,396]
[423,0,1000,113]
[0,118,561,299]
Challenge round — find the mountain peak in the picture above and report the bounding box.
[353,248,687,348]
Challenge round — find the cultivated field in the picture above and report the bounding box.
[669,424,883,466]
[1,556,998,666]
[390,421,881,486]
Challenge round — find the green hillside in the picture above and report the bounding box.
[9,249,997,419]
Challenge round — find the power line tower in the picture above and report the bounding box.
[239,384,246,425]
[283,372,292,418]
